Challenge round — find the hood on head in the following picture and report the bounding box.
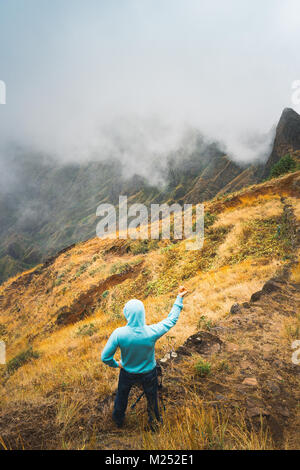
[123,299,145,327]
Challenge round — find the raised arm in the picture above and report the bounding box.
[101,330,120,368]
[148,286,188,340]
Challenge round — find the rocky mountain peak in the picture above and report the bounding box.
[262,107,300,179]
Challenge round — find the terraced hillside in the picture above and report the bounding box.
[0,171,299,450]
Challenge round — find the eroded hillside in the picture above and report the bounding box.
[0,171,299,450]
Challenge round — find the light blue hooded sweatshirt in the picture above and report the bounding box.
[101,295,183,373]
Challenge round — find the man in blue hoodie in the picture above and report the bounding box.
[101,286,188,429]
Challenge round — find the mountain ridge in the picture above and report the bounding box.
[1,108,300,284]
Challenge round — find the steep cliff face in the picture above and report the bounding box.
[262,108,300,179]
[183,155,249,203]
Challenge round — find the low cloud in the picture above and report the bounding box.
[0,0,299,182]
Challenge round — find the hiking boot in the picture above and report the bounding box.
[112,417,124,428]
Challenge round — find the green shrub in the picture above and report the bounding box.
[75,262,92,278]
[54,271,67,286]
[192,211,217,232]
[270,154,296,179]
[197,315,215,331]
[110,262,131,275]
[7,347,40,374]
[89,265,105,276]
[194,359,211,377]
[130,240,149,255]
[204,212,217,228]
[217,359,232,373]
[160,244,174,254]
[76,323,98,337]
[145,277,178,296]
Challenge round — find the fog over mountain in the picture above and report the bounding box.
[0,0,300,180]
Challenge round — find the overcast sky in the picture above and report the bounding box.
[0,0,300,171]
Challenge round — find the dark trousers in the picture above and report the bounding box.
[113,366,160,426]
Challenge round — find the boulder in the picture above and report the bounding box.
[230,303,241,314]
[262,280,281,294]
[250,291,262,302]
[242,377,258,387]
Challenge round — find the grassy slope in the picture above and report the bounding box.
[0,148,253,285]
[0,171,299,449]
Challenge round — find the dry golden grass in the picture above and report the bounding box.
[141,390,272,450]
[290,248,300,284]
[0,198,284,405]
[56,395,84,436]
[288,196,300,222]
[0,180,299,449]
[213,197,282,265]
[286,196,300,283]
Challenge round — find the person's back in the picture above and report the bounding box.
[101,286,188,429]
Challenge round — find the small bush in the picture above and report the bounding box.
[75,262,92,278]
[89,265,105,276]
[102,290,109,298]
[270,154,296,179]
[130,240,159,255]
[160,244,173,254]
[217,359,232,373]
[7,347,40,374]
[197,315,215,331]
[193,212,217,231]
[110,262,131,275]
[194,359,211,377]
[204,212,217,228]
[76,323,98,337]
